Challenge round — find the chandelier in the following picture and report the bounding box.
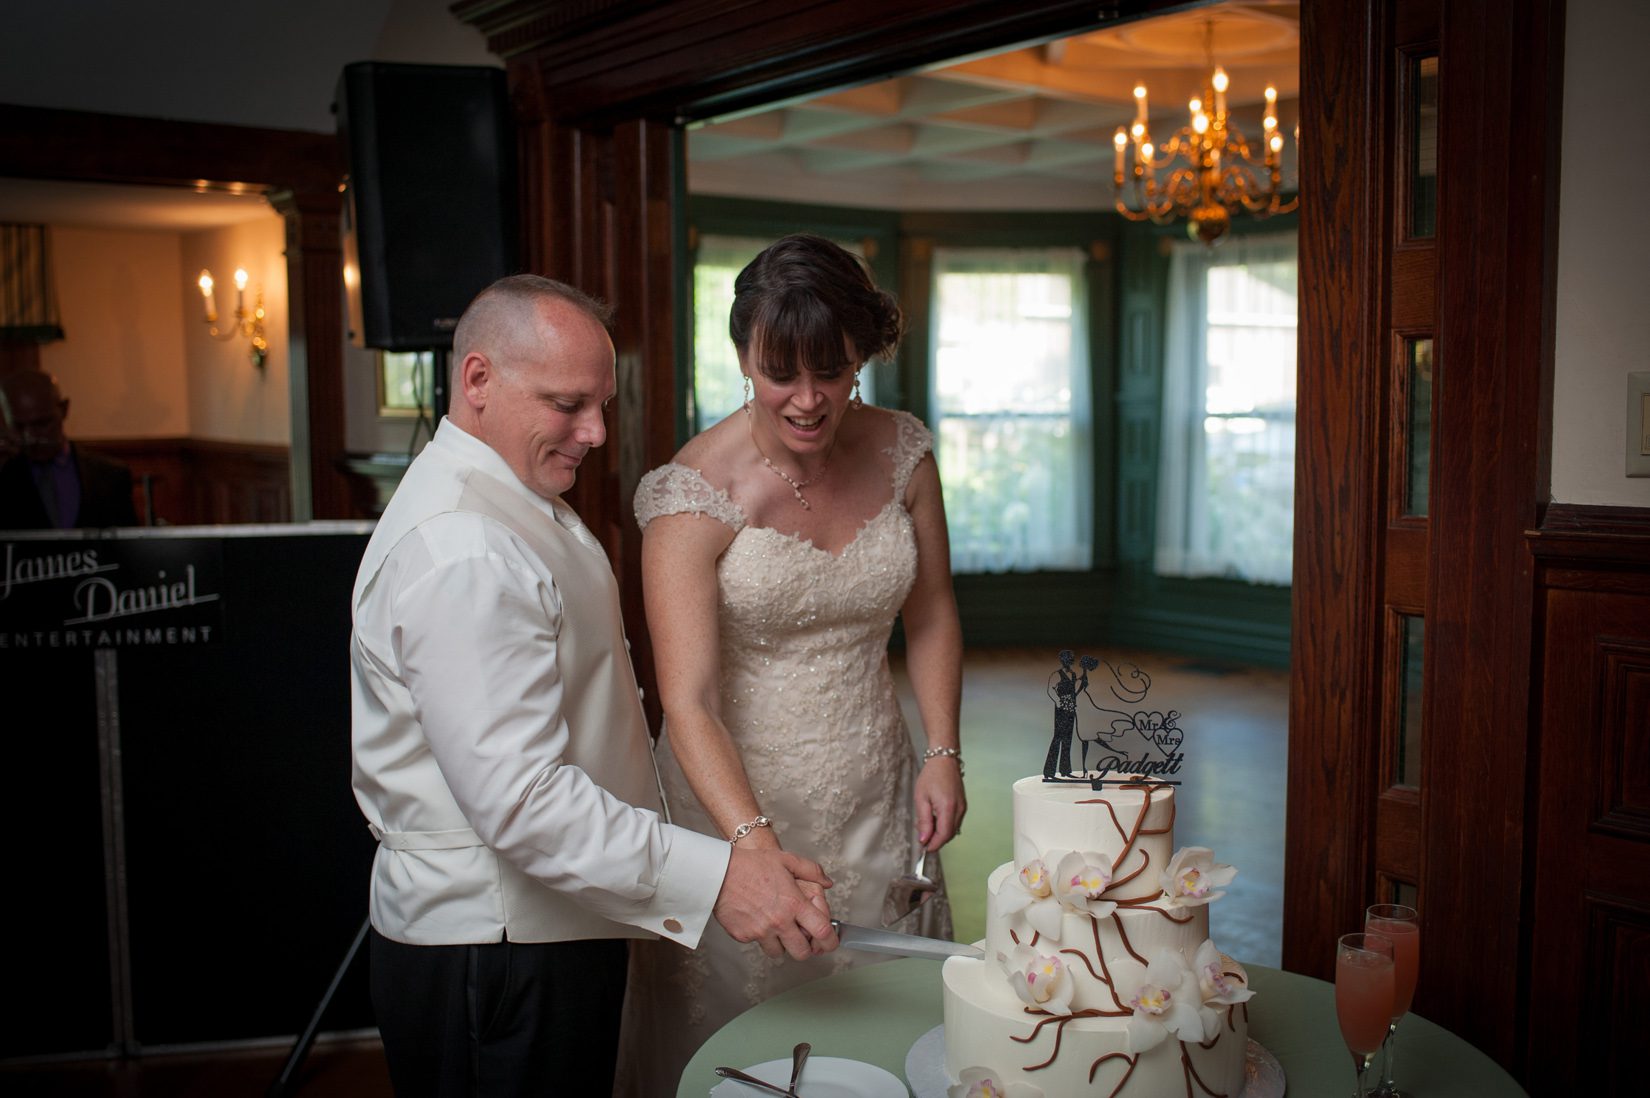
[1111,22,1298,245]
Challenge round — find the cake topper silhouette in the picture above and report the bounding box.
[1042,650,1182,786]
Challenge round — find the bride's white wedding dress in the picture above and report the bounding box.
[614,409,952,1096]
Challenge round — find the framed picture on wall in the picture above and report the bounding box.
[377,350,429,418]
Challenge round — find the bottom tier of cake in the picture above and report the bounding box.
[941,952,1249,1097]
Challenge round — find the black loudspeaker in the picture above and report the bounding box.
[336,62,517,351]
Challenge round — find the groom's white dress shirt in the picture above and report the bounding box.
[350,417,729,947]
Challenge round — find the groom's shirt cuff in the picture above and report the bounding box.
[642,824,732,947]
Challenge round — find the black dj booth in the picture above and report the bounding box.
[0,523,377,1061]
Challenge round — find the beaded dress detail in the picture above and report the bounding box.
[614,409,952,1096]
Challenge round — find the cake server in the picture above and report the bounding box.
[831,920,983,960]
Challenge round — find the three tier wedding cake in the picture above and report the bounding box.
[940,776,1253,1096]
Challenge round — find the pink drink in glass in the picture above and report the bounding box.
[1336,944,1396,1056]
[1367,915,1419,1019]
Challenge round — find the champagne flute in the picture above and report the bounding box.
[1336,932,1396,1098]
[1365,904,1420,1097]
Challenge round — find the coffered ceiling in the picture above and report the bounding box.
[687,1,1301,211]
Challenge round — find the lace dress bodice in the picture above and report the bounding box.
[634,410,932,866]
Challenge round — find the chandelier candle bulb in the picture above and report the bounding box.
[197,271,216,323]
[1114,129,1127,176]
[1134,83,1147,122]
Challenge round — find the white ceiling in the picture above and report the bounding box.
[688,1,1301,211]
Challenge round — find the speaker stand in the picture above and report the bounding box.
[267,917,370,1098]
[430,348,449,422]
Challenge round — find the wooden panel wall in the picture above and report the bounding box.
[90,439,291,526]
[1527,505,1650,1088]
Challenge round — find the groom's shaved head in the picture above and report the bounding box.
[451,275,612,396]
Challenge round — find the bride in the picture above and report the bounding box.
[615,234,966,1094]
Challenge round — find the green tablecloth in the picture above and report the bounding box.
[678,959,1525,1096]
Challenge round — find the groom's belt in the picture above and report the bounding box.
[368,824,485,851]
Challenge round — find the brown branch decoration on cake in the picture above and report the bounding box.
[1090,1051,1142,1097]
[1112,911,1150,965]
[1178,1041,1228,1097]
[1011,1007,1109,1069]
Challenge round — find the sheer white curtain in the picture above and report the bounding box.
[692,234,769,431]
[1155,231,1297,586]
[930,247,1092,573]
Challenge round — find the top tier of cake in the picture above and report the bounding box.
[1011,776,1177,905]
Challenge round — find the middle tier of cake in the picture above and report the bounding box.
[984,861,1211,1010]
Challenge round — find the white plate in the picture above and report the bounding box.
[711,1055,908,1098]
[904,1024,1285,1098]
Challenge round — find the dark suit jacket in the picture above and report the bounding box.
[0,445,138,530]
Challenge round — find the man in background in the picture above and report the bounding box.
[0,369,136,529]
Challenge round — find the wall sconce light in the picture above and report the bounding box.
[197,268,268,369]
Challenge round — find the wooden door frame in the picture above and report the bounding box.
[460,0,1565,1069]
[0,104,350,520]
[1285,0,1564,1072]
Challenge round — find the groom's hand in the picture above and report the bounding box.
[715,849,840,960]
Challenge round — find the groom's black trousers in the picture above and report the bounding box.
[370,929,627,1097]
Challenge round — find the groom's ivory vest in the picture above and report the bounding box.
[358,456,666,945]
[458,470,664,817]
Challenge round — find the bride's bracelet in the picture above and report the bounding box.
[728,815,772,845]
[922,745,964,774]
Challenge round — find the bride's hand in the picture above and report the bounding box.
[914,757,966,852]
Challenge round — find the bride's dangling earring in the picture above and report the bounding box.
[742,374,751,410]
[850,371,863,409]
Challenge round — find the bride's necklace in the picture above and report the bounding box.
[745,401,830,509]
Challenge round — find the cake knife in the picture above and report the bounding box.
[830,920,984,960]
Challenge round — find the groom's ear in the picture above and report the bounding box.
[458,352,494,413]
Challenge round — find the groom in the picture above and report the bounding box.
[350,274,838,1097]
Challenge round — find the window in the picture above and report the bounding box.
[690,233,880,435]
[1155,232,1297,586]
[378,350,430,417]
[691,235,767,433]
[930,247,1093,573]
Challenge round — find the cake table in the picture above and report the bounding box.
[676,958,1526,1096]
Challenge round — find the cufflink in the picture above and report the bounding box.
[663,917,683,934]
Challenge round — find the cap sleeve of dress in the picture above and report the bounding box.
[633,463,746,532]
[887,410,935,499]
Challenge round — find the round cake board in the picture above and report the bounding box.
[903,1024,1286,1097]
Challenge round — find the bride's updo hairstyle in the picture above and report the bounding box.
[730,233,903,382]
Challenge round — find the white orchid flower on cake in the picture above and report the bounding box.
[1005,944,1076,1016]
[1052,850,1118,918]
[1159,846,1237,908]
[948,1067,1044,1098]
[1192,939,1255,1039]
[1124,949,1205,1052]
[998,857,1066,941]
